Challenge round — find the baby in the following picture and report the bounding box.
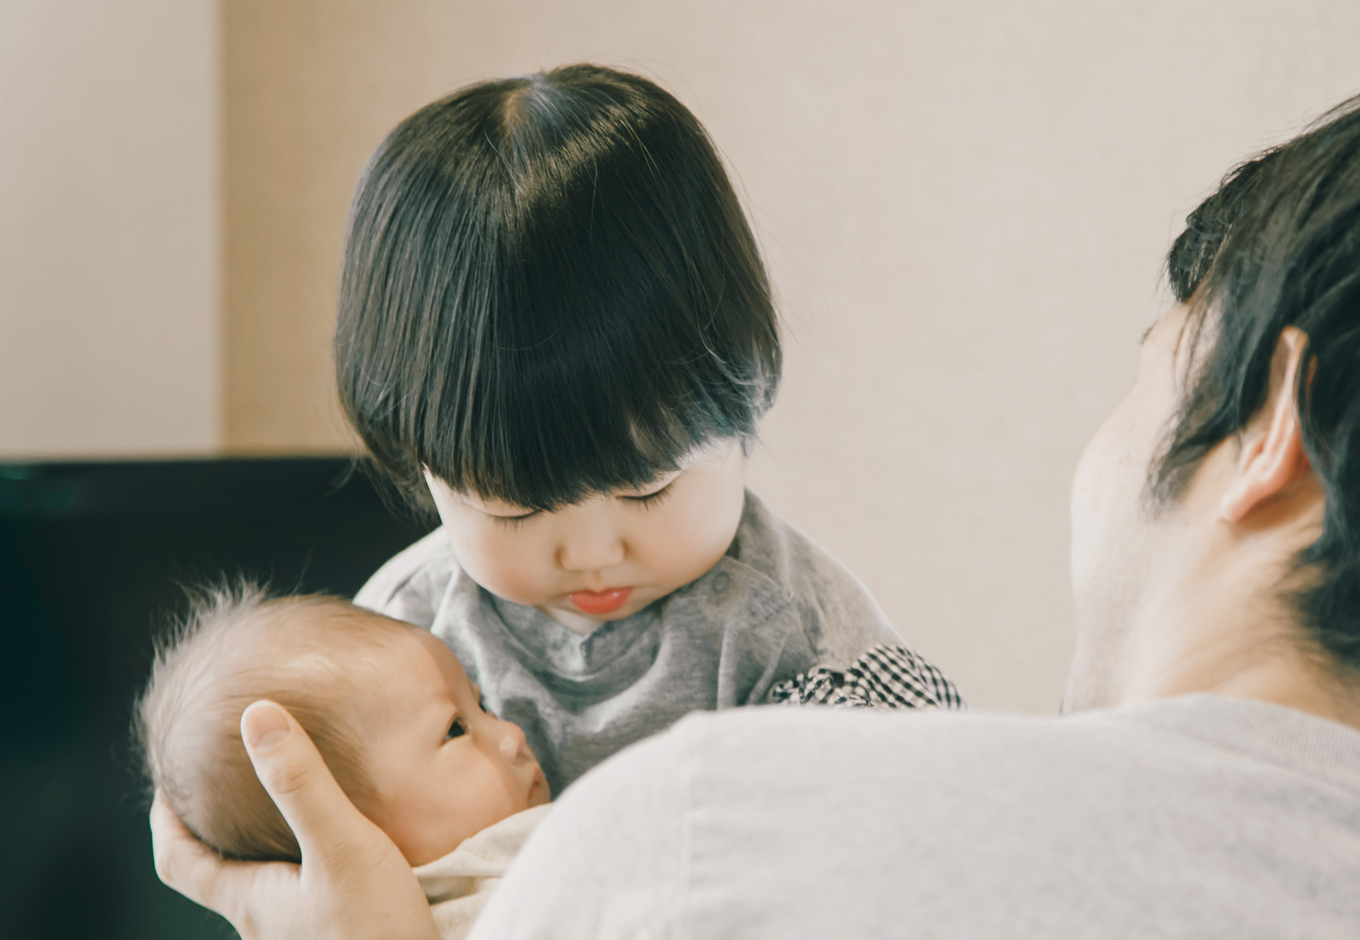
[137,581,551,938]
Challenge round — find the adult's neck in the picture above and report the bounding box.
[1113,477,1360,730]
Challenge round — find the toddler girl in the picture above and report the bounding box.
[138,583,551,939]
[337,64,962,795]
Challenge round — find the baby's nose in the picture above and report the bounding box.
[498,722,528,761]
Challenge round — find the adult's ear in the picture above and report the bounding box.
[1218,327,1312,524]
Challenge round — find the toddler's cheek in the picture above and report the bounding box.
[445,532,544,601]
[641,533,721,591]
[664,507,741,578]
[469,556,550,604]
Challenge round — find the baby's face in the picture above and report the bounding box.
[423,439,747,634]
[352,626,550,866]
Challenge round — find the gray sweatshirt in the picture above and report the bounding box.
[355,489,942,794]
[470,694,1360,939]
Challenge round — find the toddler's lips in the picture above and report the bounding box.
[568,587,633,615]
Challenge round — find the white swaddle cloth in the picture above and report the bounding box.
[413,804,552,939]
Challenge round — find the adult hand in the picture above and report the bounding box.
[149,700,439,940]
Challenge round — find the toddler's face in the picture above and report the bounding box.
[352,626,549,866]
[424,439,747,634]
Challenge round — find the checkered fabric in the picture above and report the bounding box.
[769,644,966,711]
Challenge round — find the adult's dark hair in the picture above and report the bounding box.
[1153,94,1360,672]
[335,64,780,513]
[1166,149,1281,303]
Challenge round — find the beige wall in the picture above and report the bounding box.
[0,0,219,457]
[6,2,1360,710]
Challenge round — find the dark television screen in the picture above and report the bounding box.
[0,457,434,940]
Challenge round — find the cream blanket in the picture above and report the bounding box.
[413,804,552,939]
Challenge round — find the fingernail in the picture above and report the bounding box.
[242,701,290,750]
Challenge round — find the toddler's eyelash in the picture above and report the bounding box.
[625,482,674,509]
[491,485,672,525]
[493,511,538,529]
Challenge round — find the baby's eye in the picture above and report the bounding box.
[445,716,468,741]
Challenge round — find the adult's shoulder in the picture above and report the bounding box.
[352,527,459,629]
[478,699,1360,938]
[470,707,1067,940]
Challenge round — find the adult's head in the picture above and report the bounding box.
[1068,95,1360,717]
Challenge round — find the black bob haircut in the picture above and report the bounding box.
[1155,94,1360,673]
[335,64,780,513]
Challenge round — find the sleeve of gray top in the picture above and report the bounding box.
[468,726,690,940]
[789,532,907,668]
[352,528,449,628]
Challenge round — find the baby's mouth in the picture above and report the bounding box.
[529,767,551,803]
[567,587,633,615]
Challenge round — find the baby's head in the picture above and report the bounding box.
[335,64,780,631]
[137,583,549,866]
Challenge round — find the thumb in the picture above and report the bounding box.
[240,700,386,869]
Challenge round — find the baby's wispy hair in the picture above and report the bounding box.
[134,578,405,862]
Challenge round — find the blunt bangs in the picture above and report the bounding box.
[335,65,780,512]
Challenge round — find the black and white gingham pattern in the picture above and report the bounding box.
[769,644,965,711]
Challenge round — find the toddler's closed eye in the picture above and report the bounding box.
[624,481,674,508]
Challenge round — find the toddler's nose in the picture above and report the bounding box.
[557,525,626,571]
